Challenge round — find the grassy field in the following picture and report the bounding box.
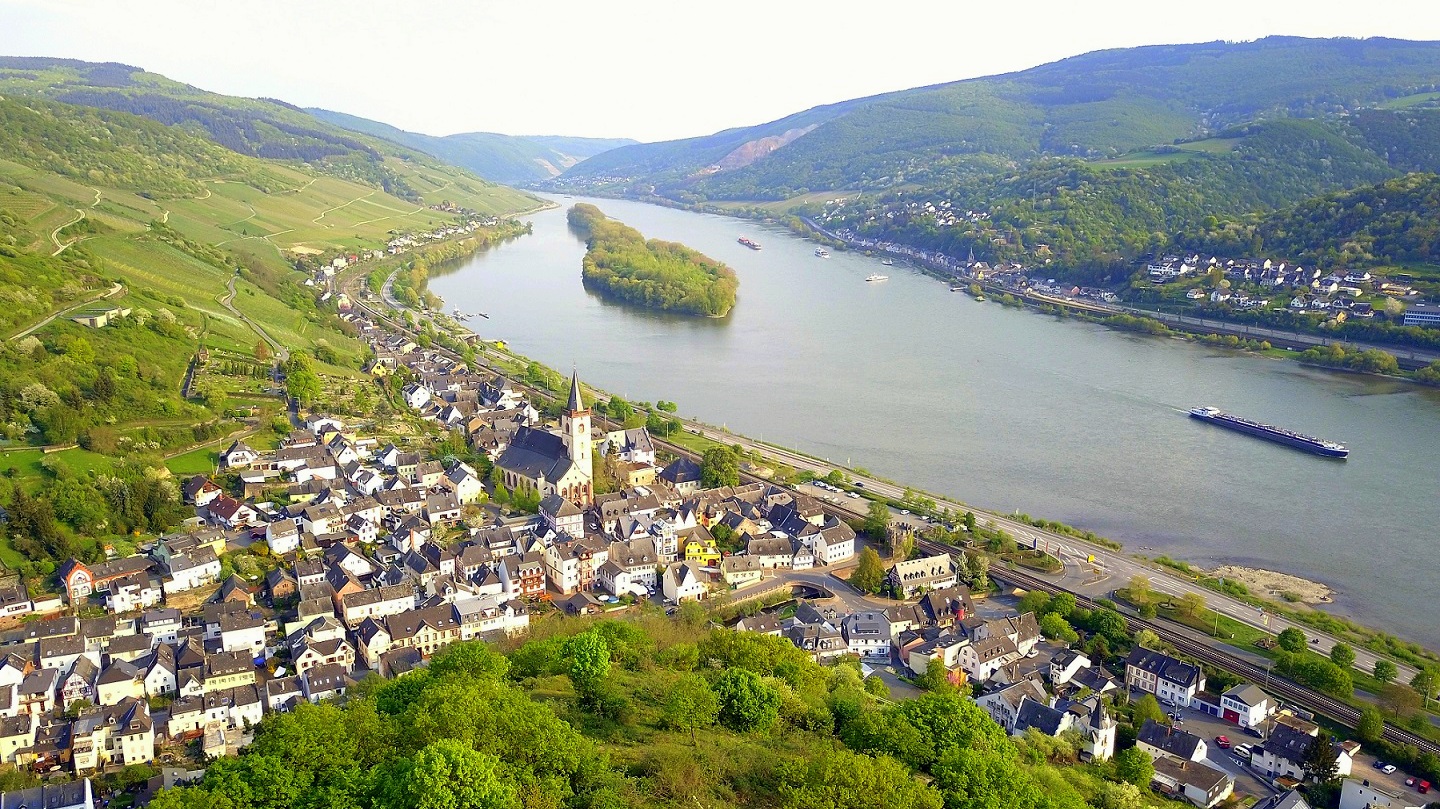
[1378,92,1440,110]
[0,447,116,484]
[165,445,221,477]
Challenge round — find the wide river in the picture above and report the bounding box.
[431,194,1440,646]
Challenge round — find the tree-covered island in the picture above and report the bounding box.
[568,203,739,317]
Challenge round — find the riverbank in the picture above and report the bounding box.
[1209,565,1335,604]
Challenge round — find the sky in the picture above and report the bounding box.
[3,0,1440,143]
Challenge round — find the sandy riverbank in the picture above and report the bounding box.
[1209,565,1334,604]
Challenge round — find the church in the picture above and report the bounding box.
[494,370,594,506]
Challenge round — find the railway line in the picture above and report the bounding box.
[955,550,1440,758]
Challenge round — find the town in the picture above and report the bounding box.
[0,287,1420,809]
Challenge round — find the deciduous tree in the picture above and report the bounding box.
[849,547,885,595]
[1113,747,1154,787]
[1374,658,1398,685]
[713,668,781,732]
[662,674,719,745]
[1277,627,1307,653]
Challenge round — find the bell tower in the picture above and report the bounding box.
[560,369,592,475]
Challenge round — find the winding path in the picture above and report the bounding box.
[312,190,377,225]
[8,282,124,341]
[219,274,289,362]
[49,208,85,256]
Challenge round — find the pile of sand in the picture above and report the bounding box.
[1210,565,1333,604]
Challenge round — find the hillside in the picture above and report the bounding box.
[555,36,1440,199]
[1177,171,1440,271]
[0,91,522,573]
[0,56,539,214]
[308,107,636,185]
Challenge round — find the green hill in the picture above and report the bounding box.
[0,89,526,573]
[308,107,636,185]
[556,36,1440,199]
[0,56,539,214]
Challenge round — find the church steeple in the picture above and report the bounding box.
[566,369,586,414]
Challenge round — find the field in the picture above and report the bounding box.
[1378,92,1440,110]
[164,445,222,477]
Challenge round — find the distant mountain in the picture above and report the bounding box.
[0,56,537,209]
[555,36,1440,200]
[307,108,636,185]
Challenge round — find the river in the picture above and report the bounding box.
[430,194,1440,647]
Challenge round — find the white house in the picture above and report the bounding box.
[841,611,892,661]
[662,562,708,603]
[267,520,301,556]
[1338,778,1422,809]
[162,550,222,595]
[1151,757,1234,809]
[1137,719,1207,763]
[1220,683,1274,728]
[1252,724,1354,782]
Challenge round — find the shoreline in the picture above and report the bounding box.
[1208,564,1335,605]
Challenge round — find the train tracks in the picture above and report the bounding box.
[968,555,1440,757]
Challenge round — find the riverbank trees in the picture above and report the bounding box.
[568,204,738,317]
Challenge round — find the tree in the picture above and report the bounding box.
[1374,658,1399,685]
[850,547,885,595]
[1381,682,1421,718]
[1017,591,1052,616]
[1132,629,1162,650]
[391,739,519,809]
[564,631,611,705]
[1302,731,1339,784]
[254,340,271,362]
[1127,575,1152,605]
[713,668,781,732]
[1177,592,1206,619]
[1039,613,1078,644]
[1091,608,1127,641]
[863,500,891,538]
[93,367,115,402]
[964,552,990,590]
[1131,695,1166,728]
[1330,643,1356,670]
[1137,603,1157,620]
[700,445,740,488]
[961,511,976,533]
[662,674,719,745]
[1412,668,1437,709]
[1356,706,1385,743]
[1113,747,1154,787]
[1277,627,1308,654]
[777,748,943,809]
[1046,592,1077,619]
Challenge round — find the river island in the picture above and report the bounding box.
[567,202,739,317]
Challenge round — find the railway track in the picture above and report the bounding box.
[951,549,1440,757]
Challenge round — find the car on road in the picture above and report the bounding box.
[1214,736,1231,749]
[900,509,910,515]
[1375,760,1388,770]
[1242,726,1263,739]
[848,492,860,498]
[1382,764,1398,775]
[854,482,864,488]
[1233,744,1253,759]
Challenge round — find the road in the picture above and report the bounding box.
[8,282,124,341]
[220,273,289,362]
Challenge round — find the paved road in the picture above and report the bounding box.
[8,282,124,341]
[221,273,289,362]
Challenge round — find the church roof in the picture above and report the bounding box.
[566,370,585,413]
[496,426,577,484]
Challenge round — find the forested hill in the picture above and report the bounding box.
[1177,172,1440,269]
[308,107,636,186]
[568,203,739,317]
[554,36,1440,199]
[0,56,535,209]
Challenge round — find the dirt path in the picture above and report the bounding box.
[313,190,377,225]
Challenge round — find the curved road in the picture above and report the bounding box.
[220,274,289,362]
[8,282,124,341]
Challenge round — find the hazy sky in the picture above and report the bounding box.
[3,0,1439,142]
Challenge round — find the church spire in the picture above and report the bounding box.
[566,368,585,413]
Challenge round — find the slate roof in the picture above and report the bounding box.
[1014,698,1069,736]
[1126,647,1203,689]
[495,425,576,484]
[1138,718,1204,759]
[1259,724,1318,764]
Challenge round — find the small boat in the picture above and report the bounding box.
[881,258,894,266]
[949,285,964,292]
[738,237,762,250]
[814,247,830,258]
[865,274,889,282]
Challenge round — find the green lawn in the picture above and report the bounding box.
[0,446,115,484]
[1378,92,1440,110]
[165,446,220,477]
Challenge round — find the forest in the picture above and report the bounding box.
[144,613,1184,809]
[568,204,739,317]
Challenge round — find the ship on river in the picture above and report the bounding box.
[738,237,762,250]
[1189,406,1348,458]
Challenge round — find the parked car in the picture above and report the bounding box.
[1383,764,1398,775]
[1234,744,1253,759]
[1375,761,1388,770]
[1243,726,1264,738]
[1214,736,1232,750]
